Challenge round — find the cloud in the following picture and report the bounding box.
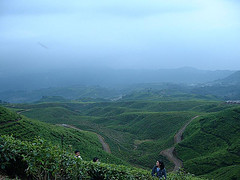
[0,0,240,71]
[1,0,198,17]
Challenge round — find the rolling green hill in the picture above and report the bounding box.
[191,71,240,100]
[0,105,205,180]
[3,99,239,179]
[215,70,240,85]
[0,106,125,165]
[8,100,235,171]
[175,107,240,180]
[0,135,203,180]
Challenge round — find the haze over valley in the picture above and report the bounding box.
[1,0,240,179]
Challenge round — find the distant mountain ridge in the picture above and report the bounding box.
[191,71,240,100]
[0,67,234,92]
[213,70,240,85]
[0,85,121,103]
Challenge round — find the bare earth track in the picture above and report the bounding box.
[160,116,199,171]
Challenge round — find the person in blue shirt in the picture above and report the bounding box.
[151,160,167,179]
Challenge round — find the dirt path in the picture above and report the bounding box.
[174,116,199,144]
[96,134,111,154]
[58,124,111,154]
[160,116,199,171]
[59,124,83,131]
[17,109,31,114]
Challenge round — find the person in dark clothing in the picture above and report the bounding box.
[90,157,103,180]
[151,160,167,179]
[74,150,83,160]
[93,157,99,162]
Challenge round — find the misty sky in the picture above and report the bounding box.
[1,0,240,73]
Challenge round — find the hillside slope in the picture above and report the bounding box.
[0,105,205,180]
[215,70,240,85]
[0,134,204,180]
[175,107,240,180]
[0,106,125,165]
[192,71,240,100]
[10,100,234,170]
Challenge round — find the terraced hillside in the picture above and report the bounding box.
[176,107,240,180]
[0,106,125,165]
[9,100,235,170]
[0,105,207,180]
[0,134,204,180]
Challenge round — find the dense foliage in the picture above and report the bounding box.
[176,107,240,180]
[0,107,21,124]
[0,135,203,180]
[12,100,234,169]
[0,106,125,165]
[2,99,239,179]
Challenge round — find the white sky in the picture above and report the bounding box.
[1,0,240,72]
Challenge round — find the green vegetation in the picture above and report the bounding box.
[0,135,203,179]
[7,100,235,170]
[0,106,125,165]
[2,97,239,179]
[122,90,219,101]
[176,107,240,180]
[0,106,21,124]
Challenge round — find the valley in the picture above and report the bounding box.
[1,0,240,178]
[160,116,199,171]
[1,98,239,179]
[1,76,240,179]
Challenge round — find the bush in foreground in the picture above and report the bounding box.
[0,135,203,179]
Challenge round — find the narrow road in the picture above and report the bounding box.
[96,134,111,154]
[58,124,111,154]
[174,116,199,144]
[160,116,199,171]
[17,109,31,114]
[160,147,182,171]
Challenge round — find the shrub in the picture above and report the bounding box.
[0,135,153,179]
[0,135,203,180]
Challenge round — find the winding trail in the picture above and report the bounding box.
[160,116,199,171]
[17,109,31,114]
[96,134,111,154]
[58,124,111,154]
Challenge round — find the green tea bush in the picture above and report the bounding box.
[176,107,240,179]
[0,135,153,179]
[0,135,203,180]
